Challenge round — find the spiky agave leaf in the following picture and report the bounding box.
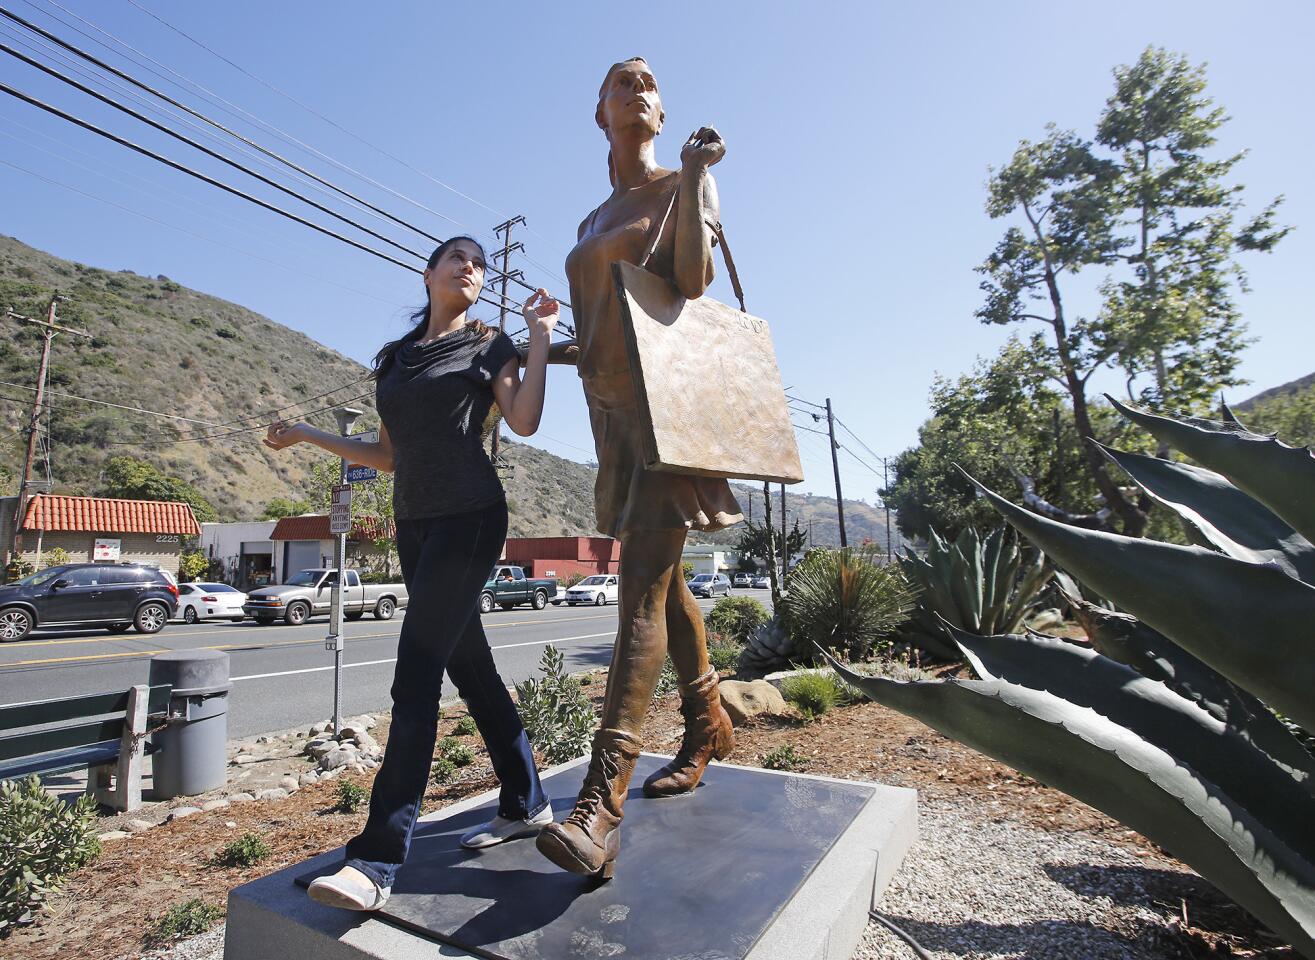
[1094,442,1315,584]
[946,624,1315,840]
[1060,590,1315,786]
[959,470,1315,733]
[1107,396,1315,547]
[820,649,1315,956]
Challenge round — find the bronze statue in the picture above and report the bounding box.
[535,58,742,880]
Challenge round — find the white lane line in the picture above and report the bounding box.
[229,632,616,683]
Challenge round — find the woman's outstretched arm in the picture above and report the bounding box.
[493,289,560,435]
[264,420,395,472]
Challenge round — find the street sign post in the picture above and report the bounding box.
[346,429,379,484]
[329,484,352,535]
[327,408,362,735]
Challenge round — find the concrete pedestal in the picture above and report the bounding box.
[225,754,917,960]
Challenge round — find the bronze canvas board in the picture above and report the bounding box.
[612,260,804,483]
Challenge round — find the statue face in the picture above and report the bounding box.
[598,60,663,139]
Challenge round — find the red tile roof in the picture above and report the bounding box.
[270,515,396,542]
[22,494,201,535]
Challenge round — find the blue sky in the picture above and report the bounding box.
[1,0,1311,500]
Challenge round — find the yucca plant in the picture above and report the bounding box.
[785,545,916,662]
[898,526,1052,660]
[824,399,1315,957]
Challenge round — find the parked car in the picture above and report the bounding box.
[687,573,732,598]
[176,582,248,624]
[564,574,620,606]
[732,572,753,588]
[480,566,560,613]
[243,569,408,625]
[752,574,771,589]
[0,562,179,642]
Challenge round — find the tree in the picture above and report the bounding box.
[976,49,1288,535]
[735,517,808,569]
[100,456,218,523]
[304,457,396,576]
[178,550,208,582]
[260,497,311,520]
[1096,48,1289,423]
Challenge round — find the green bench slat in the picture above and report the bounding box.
[0,684,171,732]
[0,718,126,763]
[0,741,120,781]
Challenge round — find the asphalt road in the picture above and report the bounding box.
[0,590,772,739]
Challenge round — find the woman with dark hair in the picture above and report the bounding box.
[534,58,743,880]
[264,235,558,910]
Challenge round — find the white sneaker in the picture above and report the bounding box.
[460,805,554,849]
[307,865,391,911]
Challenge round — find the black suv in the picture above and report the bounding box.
[0,563,179,642]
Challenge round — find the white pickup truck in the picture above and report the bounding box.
[243,569,409,625]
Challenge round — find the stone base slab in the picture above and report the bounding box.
[224,754,917,960]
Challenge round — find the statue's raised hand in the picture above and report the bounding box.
[681,126,725,171]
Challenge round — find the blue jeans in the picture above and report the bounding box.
[344,500,547,887]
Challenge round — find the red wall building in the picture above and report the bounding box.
[502,536,621,581]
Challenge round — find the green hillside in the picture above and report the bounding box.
[0,235,897,548]
[1236,371,1315,447]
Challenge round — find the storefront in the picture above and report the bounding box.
[6,494,201,573]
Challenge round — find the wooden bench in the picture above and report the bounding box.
[0,684,172,812]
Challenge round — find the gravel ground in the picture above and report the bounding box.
[857,798,1188,960]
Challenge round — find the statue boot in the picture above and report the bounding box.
[536,727,642,880]
[642,667,734,797]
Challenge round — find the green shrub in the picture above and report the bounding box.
[39,547,70,570]
[0,775,101,933]
[786,546,916,661]
[146,899,224,946]
[705,595,769,644]
[439,739,475,767]
[431,758,457,784]
[452,715,478,736]
[514,645,597,764]
[761,744,806,771]
[653,658,679,699]
[780,672,838,720]
[707,633,743,673]
[335,780,368,814]
[215,832,271,867]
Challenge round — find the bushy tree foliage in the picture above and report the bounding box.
[100,456,217,522]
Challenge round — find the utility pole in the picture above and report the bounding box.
[779,482,787,581]
[5,297,91,566]
[490,216,524,465]
[882,457,893,562]
[326,406,362,736]
[825,397,848,547]
[761,482,780,606]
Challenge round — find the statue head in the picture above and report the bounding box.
[596,57,664,184]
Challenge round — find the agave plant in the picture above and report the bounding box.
[897,526,1051,660]
[825,401,1315,957]
[786,545,915,662]
[736,614,795,675]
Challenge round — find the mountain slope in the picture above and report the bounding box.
[0,235,899,548]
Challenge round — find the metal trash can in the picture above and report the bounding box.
[148,649,231,799]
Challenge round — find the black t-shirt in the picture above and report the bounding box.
[374,325,518,520]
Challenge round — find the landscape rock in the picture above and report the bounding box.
[225,820,237,829]
[719,679,789,725]
[167,806,201,821]
[279,776,300,793]
[99,830,130,841]
[319,748,352,771]
[229,792,256,803]
[309,741,337,760]
[256,788,289,801]
[125,819,153,833]
[231,753,257,766]
[1027,607,1066,632]
[299,771,320,786]
[201,798,230,812]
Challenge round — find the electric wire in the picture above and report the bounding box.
[3,4,566,308]
[0,152,413,309]
[0,378,222,426]
[106,390,376,445]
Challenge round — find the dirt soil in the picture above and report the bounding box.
[4,670,1296,960]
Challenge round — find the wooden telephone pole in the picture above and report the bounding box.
[5,296,92,565]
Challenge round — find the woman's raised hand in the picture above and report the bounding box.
[264,419,307,451]
[521,289,560,339]
[681,125,725,170]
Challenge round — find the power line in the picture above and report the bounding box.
[106,391,376,446]
[0,378,222,426]
[1,4,560,308]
